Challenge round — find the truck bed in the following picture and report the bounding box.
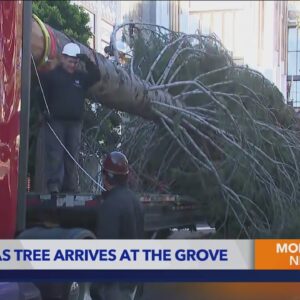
[26,192,205,235]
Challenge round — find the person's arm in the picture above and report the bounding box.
[77,54,101,89]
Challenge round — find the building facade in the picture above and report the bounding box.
[287,1,300,108]
[71,1,183,54]
[186,1,288,97]
[72,1,292,103]
[71,1,121,53]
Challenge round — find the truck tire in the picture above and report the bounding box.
[62,282,91,300]
[17,226,96,239]
[34,282,91,300]
[17,227,95,300]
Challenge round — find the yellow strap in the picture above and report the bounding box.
[33,14,50,67]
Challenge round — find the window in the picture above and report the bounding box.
[287,27,300,107]
[281,2,288,63]
[257,1,265,66]
[83,8,96,49]
[189,14,200,34]
[258,1,264,50]
[223,11,234,52]
[212,12,222,39]
[234,10,243,57]
[100,19,113,55]
[199,12,211,35]
[196,10,242,59]
[289,27,297,52]
[288,52,297,75]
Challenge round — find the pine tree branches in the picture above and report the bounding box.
[116,23,300,238]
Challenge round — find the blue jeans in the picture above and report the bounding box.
[44,120,82,193]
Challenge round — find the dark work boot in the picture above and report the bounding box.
[50,191,58,201]
[48,184,59,201]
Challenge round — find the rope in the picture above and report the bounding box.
[31,55,106,192]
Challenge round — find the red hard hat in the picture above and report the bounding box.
[103,151,129,175]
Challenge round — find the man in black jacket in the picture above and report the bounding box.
[91,151,144,300]
[39,43,100,194]
[96,151,144,240]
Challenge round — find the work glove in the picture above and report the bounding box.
[77,53,91,64]
[77,53,100,81]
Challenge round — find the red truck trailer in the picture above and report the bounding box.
[0,0,31,239]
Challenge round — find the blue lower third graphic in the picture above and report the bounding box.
[1,270,300,282]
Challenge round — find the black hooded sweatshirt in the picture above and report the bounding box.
[39,60,100,121]
[96,185,144,239]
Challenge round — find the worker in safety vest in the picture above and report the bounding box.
[39,43,100,194]
[90,151,144,300]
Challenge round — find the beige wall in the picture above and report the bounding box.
[71,1,121,54]
[187,1,288,96]
[72,1,288,97]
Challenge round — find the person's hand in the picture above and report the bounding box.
[77,53,99,79]
[77,53,90,63]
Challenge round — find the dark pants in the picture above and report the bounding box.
[90,283,121,300]
[44,120,82,193]
[90,282,138,300]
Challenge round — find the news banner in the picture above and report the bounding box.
[1,240,300,281]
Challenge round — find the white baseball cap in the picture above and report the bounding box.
[62,43,81,57]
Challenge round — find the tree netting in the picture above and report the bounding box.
[110,23,300,238]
